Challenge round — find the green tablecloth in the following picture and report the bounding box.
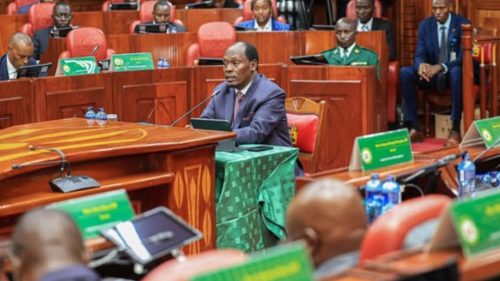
[215,145,298,252]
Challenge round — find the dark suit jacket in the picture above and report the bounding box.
[135,21,187,33]
[0,54,37,81]
[356,18,396,60]
[200,73,292,147]
[33,26,52,61]
[414,13,470,71]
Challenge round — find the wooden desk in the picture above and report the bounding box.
[39,38,66,76]
[0,79,35,129]
[0,118,235,254]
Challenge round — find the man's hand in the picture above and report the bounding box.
[418,63,443,82]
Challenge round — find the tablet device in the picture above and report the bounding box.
[185,1,213,9]
[100,207,202,265]
[234,25,256,31]
[290,54,328,65]
[17,63,52,78]
[310,24,336,30]
[99,59,110,71]
[190,118,232,132]
[197,57,224,66]
[50,26,78,38]
[134,23,170,34]
[109,2,138,10]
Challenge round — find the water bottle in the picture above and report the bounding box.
[381,175,401,212]
[365,174,383,224]
[84,106,96,126]
[157,58,170,69]
[457,152,476,198]
[490,171,499,188]
[95,108,108,126]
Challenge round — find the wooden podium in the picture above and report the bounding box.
[0,118,235,255]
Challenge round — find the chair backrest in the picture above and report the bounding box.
[346,0,382,19]
[198,22,236,57]
[142,249,247,281]
[7,0,38,14]
[240,0,279,21]
[359,194,452,265]
[20,2,55,36]
[63,27,111,61]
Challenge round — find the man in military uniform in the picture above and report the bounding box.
[321,17,380,78]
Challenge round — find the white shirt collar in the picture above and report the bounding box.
[6,54,17,80]
[254,18,272,32]
[236,79,252,96]
[357,17,373,32]
[340,43,357,58]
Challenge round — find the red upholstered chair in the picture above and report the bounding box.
[19,2,55,37]
[346,0,382,19]
[141,249,247,281]
[359,194,452,265]
[233,0,286,25]
[129,0,184,34]
[285,97,326,174]
[6,0,38,15]
[59,27,115,61]
[185,22,236,66]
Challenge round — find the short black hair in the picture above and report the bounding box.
[241,41,259,65]
[53,1,71,13]
[250,0,272,10]
[153,0,171,12]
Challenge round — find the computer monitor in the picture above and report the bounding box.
[134,23,170,34]
[234,25,256,31]
[16,63,52,78]
[109,2,138,10]
[197,57,224,66]
[190,118,232,132]
[50,26,78,38]
[310,24,336,30]
[185,0,213,9]
[290,54,328,65]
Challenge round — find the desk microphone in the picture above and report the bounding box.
[89,45,100,56]
[169,90,221,127]
[400,153,461,184]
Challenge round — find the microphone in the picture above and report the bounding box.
[400,153,461,184]
[473,137,500,163]
[89,45,100,56]
[169,90,221,127]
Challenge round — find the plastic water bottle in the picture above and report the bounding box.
[365,174,383,224]
[381,175,401,212]
[84,106,96,126]
[95,108,108,126]
[458,152,476,198]
[157,58,170,69]
[491,171,499,188]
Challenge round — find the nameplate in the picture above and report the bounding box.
[349,129,413,171]
[56,56,99,76]
[46,189,135,239]
[191,243,314,281]
[110,53,155,72]
[461,116,500,149]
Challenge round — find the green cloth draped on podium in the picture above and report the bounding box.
[215,145,298,252]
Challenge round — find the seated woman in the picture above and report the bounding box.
[236,0,290,31]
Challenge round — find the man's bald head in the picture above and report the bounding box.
[335,17,358,49]
[286,180,366,267]
[7,32,34,69]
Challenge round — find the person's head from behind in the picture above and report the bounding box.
[52,2,72,29]
[355,0,374,24]
[432,0,452,24]
[251,0,273,27]
[223,41,258,90]
[10,209,88,281]
[7,33,34,70]
[286,179,366,267]
[153,1,171,24]
[335,17,357,49]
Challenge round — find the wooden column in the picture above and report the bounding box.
[462,24,474,130]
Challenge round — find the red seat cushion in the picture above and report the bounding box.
[286,113,319,153]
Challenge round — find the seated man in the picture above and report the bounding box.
[0,32,35,81]
[286,179,366,279]
[321,17,380,78]
[10,209,100,281]
[135,1,186,33]
[33,1,74,61]
[400,0,469,146]
[236,0,290,31]
[355,0,396,60]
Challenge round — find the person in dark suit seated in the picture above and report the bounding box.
[236,0,290,31]
[321,17,380,78]
[10,209,101,281]
[33,2,73,61]
[400,0,470,146]
[0,33,35,81]
[200,41,292,147]
[354,0,396,60]
[134,1,186,33]
[286,179,366,279]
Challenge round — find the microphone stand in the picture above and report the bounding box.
[169,91,220,127]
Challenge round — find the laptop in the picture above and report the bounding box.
[109,2,138,10]
[134,23,170,34]
[17,63,52,78]
[290,54,328,65]
[197,58,224,66]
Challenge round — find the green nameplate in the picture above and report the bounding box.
[56,56,99,76]
[46,189,135,239]
[349,129,413,171]
[461,116,500,149]
[110,53,154,72]
[191,243,314,281]
[450,190,500,257]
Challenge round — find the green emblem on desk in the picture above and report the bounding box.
[110,53,154,72]
[56,56,99,76]
[46,189,135,239]
[349,129,413,171]
[461,116,500,149]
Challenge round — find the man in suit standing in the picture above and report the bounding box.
[134,1,186,34]
[0,33,35,81]
[321,17,380,78]
[33,2,73,61]
[400,0,469,146]
[200,41,292,147]
[355,0,396,60]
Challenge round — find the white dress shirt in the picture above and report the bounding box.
[357,17,373,32]
[6,54,17,80]
[254,18,272,32]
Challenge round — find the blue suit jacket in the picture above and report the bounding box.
[200,73,292,147]
[0,54,37,81]
[414,13,470,71]
[237,19,290,31]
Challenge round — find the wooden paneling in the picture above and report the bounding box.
[0,80,35,129]
[0,14,20,54]
[176,8,241,32]
[131,32,197,66]
[111,69,155,119]
[103,10,138,34]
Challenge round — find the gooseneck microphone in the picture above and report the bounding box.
[89,45,100,56]
[169,90,221,127]
[400,153,461,184]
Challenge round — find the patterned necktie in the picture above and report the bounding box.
[233,91,244,126]
[437,25,448,92]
